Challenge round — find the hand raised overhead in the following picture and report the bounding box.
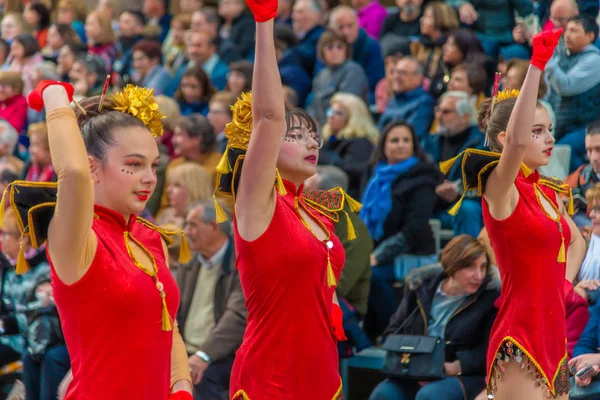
[530,28,563,71]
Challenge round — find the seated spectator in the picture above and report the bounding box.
[503,58,553,120]
[0,71,27,133]
[442,29,491,89]
[329,6,385,97]
[167,30,229,96]
[309,30,369,126]
[447,0,533,59]
[56,0,87,43]
[375,39,411,112]
[426,91,485,238]
[154,95,181,159]
[0,39,9,67]
[69,54,107,98]
[23,2,51,49]
[157,162,213,228]
[22,123,55,182]
[576,184,600,281]
[177,200,247,400]
[1,13,26,44]
[225,60,253,99]
[292,0,326,76]
[180,0,204,13]
[379,0,422,41]
[57,42,87,82]
[158,115,221,215]
[447,63,487,106]
[28,62,60,124]
[85,11,117,73]
[164,13,191,75]
[42,23,80,64]
[113,10,146,86]
[131,39,172,95]
[377,56,434,139]
[1,208,70,398]
[7,34,44,96]
[276,0,294,25]
[411,1,459,98]
[567,120,600,227]
[142,0,172,44]
[0,168,17,196]
[175,66,216,116]
[351,0,387,39]
[283,85,299,107]
[207,91,237,153]
[546,16,600,172]
[190,8,220,39]
[273,24,311,107]
[361,121,440,339]
[544,0,580,34]
[369,234,500,400]
[321,92,379,198]
[217,0,255,64]
[96,0,120,34]
[305,165,373,353]
[0,121,23,175]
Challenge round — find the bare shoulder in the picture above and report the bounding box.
[483,182,519,221]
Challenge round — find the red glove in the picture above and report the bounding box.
[168,391,193,400]
[246,0,277,22]
[530,28,563,70]
[331,303,347,341]
[28,80,74,112]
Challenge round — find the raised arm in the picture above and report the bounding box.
[235,0,285,239]
[38,84,96,284]
[485,30,561,216]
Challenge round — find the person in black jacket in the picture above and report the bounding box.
[370,234,500,400]
[360,121,440,339]
[217,0,255,64]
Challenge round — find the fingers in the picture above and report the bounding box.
[568,356,580,367]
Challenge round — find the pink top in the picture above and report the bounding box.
[358,1,388,39]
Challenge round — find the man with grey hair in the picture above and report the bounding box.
[176,200,246,400]
[423,91,486,238]
[292,0,325,76]
[0,121,23,175]
[377,56,434,139]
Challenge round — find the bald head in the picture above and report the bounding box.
[551,0,579,29]
[329,5,359,44]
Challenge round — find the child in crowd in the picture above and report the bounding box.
[0,71,27,133]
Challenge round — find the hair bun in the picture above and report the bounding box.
[73,96,116,127]
[477,98,493,133]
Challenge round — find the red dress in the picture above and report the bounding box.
[230,180,345,400]
[50,205,180,400]
[483,170,571,397]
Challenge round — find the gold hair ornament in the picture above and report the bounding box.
[495,89,520,103]
[111,85,165,136]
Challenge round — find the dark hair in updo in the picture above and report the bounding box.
[478,97,543,152]
[74,96,147,162]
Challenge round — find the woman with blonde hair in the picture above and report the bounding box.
[84,11,116,72]
[322,92,379,198]
[157,162,213,228]
[56,0,87,43]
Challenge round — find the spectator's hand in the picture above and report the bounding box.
[530,28,563,70]
[246,0,277,22]
[188,354,209,385]
[458,3,478,25]
[581,226,592,241]
[513,25,527,44]
[435,180,460,203]
[370,253,378,267]
[73,79,89,97]
[443,360,462,376]
[574,279,600,301]
[35,282,54,307]
[569,354,600,386]
[28,81,75,112]
[57,369,72,400]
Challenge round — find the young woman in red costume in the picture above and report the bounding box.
[219,0,349,398]
[4,81,194,399]
[441,29,585,400]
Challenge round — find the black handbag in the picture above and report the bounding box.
[381,307,445,380]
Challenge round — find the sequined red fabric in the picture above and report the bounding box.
[231,180,345,399]
[483,170,571,398]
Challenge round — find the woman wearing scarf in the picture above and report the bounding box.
[360,121,440,340]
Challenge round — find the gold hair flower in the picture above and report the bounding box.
[495,89,520,103]
[111,85,165,136]
[225,92,252,149]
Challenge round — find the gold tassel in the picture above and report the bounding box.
[567,191,575,215]
[213,194,228,223]
[344,211,357,240]
[15,243,29,275]
[447,192,467,216]
[275,169,287,195]
[216,148,231,174]
[439,152,463,175]
[345,193,362,212]
[557,235,566,263]
[326,253,337,288]
[0,188,7,228]
[178,231,192,264]
[160,294,173,331]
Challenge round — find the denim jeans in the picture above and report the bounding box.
[369,376,485,400]
[193,355,234,400]
[436,198,483,238]
[23,344,70,400]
